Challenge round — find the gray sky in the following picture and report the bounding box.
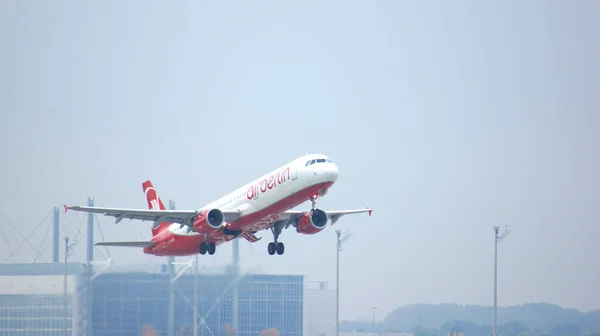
[1,0,599,321]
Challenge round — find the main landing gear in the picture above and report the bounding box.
[268,241,284,255]
[266,194,321,256]
[268,221,285,256]
[199,242,216,255]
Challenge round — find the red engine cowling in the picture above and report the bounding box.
[296,209,329,235]
[192,209,224,234]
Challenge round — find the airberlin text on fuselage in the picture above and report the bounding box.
[246,167,291,200]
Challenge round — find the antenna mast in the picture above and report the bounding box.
[493,225,510,336]
[336,229,352,336]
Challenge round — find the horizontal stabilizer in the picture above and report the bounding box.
[95,241,156,248]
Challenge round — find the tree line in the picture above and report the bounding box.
[339,303,600,335]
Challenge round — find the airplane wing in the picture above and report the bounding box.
[63,205,242,225]
[238,208,372,243]
[279,208,373,226]
[64,204,371,231]
[95,241,156,248]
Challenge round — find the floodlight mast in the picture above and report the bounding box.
[371,306,377,336]
[336,229,352,336]
[493,225,510,336]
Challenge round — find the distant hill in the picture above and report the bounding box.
[339,303,600,335]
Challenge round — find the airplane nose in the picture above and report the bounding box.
[327,163,339,182]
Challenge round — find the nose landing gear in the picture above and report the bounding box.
[310,194,319,209]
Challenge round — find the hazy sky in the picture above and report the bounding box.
[1,0,599,322]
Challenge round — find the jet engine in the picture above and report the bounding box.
[296,209,329,235]
[192,209,224,234]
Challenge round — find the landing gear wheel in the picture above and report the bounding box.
[276,242,285,255]
[199,242,207,255]
[268,242,276,255]
[207,242,216,255]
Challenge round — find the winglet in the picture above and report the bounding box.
[368,208,372,216]
[63,205,70,214]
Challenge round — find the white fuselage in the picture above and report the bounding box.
[167,154,339,236]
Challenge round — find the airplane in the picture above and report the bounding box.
[64,154,372,256]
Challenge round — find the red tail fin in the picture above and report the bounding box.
[142,180,170,236]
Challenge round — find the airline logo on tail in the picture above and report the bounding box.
[148,190,160,210]
[143,180,165,211]
[142,180,172,237]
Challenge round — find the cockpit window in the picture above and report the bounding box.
[305,158,333,166]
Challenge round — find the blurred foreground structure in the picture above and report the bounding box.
[0,262,335,336]
[0,203,337,336]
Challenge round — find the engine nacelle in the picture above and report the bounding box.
[192,208,224,234]
[296,209,329,235]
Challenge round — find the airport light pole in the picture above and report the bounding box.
[168,199,176,336]
[336,229,352,336]
[63,236,69,336]
[193,255,198,336]
[371,306,377,336]
[493,226,510,336]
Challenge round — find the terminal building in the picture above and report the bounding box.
[0,262,335,336]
